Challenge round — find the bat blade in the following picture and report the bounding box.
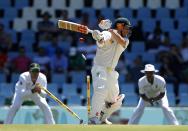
[58,20,93,34]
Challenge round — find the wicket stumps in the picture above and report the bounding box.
[37,83,83,124]
[87,75,91,122]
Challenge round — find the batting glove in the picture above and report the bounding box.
[92,30,103,42]
[98,19,112,30]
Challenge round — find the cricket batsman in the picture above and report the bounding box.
[89,17,132,124]
[128,64,179,125]
[5,63,55,124]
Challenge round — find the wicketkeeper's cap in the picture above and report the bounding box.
[141,64,158,73]
[29,63,40,72]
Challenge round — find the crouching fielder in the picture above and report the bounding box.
[128,64,179,125]
[5,63,55,124]
[89,17,132,124]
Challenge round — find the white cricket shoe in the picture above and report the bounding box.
[101,118,112,125]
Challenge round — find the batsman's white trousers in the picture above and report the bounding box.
[90,65,120,118]
[128,93,179,125]
[5,92,55,124]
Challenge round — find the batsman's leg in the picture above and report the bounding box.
[160,94,179,125]
[100,94,125,124]
[32,95,55,124]
[89,92,107,124]
[128,98,145,124]
[100,70,121,124]
[89,66,108,124]
[5,93,23,124]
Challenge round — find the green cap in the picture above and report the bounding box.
[29,63,40,72]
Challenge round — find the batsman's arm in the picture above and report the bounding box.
[108,29,128,48]
[92,30,113,48]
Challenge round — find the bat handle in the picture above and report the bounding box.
[87,29,93,34]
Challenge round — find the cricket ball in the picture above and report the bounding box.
[79,37,85,42]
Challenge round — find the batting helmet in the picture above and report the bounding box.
[113,17,132,37]
[113,17,132,29]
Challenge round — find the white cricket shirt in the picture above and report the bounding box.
[94,31,129,69]
[138,75,166,98]
[15,72,47,97]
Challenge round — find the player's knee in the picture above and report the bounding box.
[116,94,125,106]
[110,94,125,108]
[119,94,125,101]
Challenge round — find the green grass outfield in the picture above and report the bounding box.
[1,125,188,131]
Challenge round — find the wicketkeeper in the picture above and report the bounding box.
[89,17,132,124]
[5,63,55,124]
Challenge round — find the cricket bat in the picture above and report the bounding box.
[58,20,93,34]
